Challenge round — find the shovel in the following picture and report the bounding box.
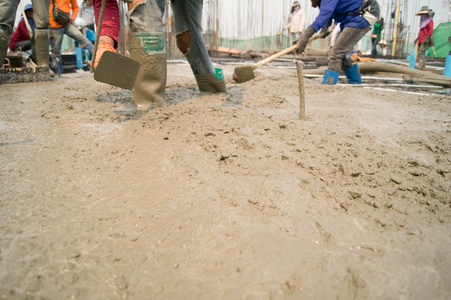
[233,33,326,83]
[91,0,140,90]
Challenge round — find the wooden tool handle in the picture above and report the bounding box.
[18,2,33,37]
[253,45,297,69]
[252,33,325,70]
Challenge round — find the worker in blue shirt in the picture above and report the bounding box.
[297,0,380,85]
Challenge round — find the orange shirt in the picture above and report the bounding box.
[49,0,79,28]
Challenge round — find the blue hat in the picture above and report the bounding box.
[24,4,33,11]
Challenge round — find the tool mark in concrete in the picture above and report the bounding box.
[0,139,34,147]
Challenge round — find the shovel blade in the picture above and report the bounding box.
[233,66,255,83]
[94,51,141,90]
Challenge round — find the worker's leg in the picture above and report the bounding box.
[32,0,50,29]
[64,24,94,53]
[50,27,65,57]
[11,40,35,63]
[341,50,362,84]
[371,38,378,57]
[325,26,369,85]
[127,0,167,109]
[290,32,297,45]
[0,0,20,67]
[418,43,427,70]
[49,26,65,73]
[171,0,226,93]
[12,41,32,52]
[329,27,369,72]
[343,64,362,84]
[32,0,51,68]
[289,32,299,56]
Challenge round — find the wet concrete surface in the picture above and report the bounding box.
[1,63,450,299]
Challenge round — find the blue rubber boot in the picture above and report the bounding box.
[343,64,362,84]
[321,69,340,85]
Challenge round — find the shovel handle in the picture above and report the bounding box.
[18,2,33,38]
[252,33,326,70]
[253,44,297,69]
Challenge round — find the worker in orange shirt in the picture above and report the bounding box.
[49,0,94,60]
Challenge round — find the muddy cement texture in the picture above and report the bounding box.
[1,63,451,299]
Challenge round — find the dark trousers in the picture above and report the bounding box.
[12,41,37,63]
[371,38,379,57]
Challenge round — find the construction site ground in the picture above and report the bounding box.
[1,62,450,299]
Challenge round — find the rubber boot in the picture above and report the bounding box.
[34,29,50,68]
[127,0,167,110]
[194,73,226,93]
[343,64,362,84]
[321,69,340,85]
[0,28,10,68]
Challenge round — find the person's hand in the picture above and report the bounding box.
[319,20,332,38]
[296,25,316,54]
[93,41,116,70]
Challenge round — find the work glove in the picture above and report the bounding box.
[319,20,332,38]
[296,25,317,54]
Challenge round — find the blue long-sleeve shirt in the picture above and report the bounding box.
[311,0,370,31]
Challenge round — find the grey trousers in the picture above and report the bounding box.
[328,26,370,72]
[128,0,215,75]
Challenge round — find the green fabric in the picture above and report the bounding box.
[371,21,383,40]
[133,32,165,55]
[427,22,451,58]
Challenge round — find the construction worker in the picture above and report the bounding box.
[415,6,434,70]
[0,0,51,70]
[283,1,306,45]
[370,18,383,58]
[296,0,380,85]
[78,0,95,32]
[49,0,94,62]
[92,0,226,111]
[9,4,35,55]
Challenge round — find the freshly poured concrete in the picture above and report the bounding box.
[1,64,450,299]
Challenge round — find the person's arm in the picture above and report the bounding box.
[283,15,292,31]
[296,0,338,53]
[70,0,79,23]
[311,0,339,31]
[18,20,31,40]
